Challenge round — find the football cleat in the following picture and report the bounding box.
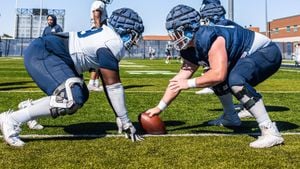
[0,111,25,147]
[208,113,241,127]
[234,104,253,118]
[27,120,44,130]
[195,87,214,95]
[18,100,44,130]
[238,109,253,118]
[87,84,104,92]
[250,122,284,148]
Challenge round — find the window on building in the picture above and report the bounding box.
[287,26,291,32]
[275,28,279,34]
[294,25,298,32]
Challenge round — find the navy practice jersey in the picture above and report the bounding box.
[181,25,254,67]
[180,24,270,69]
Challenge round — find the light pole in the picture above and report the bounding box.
[228,0,234,21]
[265,0,269,37]
[15,0,18,38]
[38,0,44,36]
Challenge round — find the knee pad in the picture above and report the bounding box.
[49,77,89,118]
[212,82,231,96]
[231,84,262,110]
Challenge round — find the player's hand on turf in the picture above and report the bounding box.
[123,122,144,142]
[169,79,189,92]
[145,107,161,117]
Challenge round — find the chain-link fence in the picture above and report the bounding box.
[0,38,296,60]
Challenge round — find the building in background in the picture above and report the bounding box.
[15,8,65,39]
[268,15,300,59]
[269,15,300,42]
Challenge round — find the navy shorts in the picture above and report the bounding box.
[97,48,119,72]
[24,36,89,105]
[228,42,282,87]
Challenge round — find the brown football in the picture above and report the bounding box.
[138,112,166,135]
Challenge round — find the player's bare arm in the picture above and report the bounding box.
[194,36,228,87]
[146,59,198,117]
[168,38,227,93]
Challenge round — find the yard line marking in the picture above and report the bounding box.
[2,90,300,93]
[127,70,176,75]
[280,69,300,73]
[0,132,299,139]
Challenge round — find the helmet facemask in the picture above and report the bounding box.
[121,29,141,50]
[100,0,113,4]
[168,26,194,51]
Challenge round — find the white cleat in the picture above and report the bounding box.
[238,109,253,118]
[208,113,241,127]
[195,87,214,95]
[250,122,284,148]
[0,111,25,147]
[27,120,44,130]
[234,104,243,111]
[18,99,33,109]
[18,100,44,130]
[87,84,103,92]
[234,104,253,118]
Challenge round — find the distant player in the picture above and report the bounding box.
[87,0,112,92]
[164,42,172,64]
[146,5,284,148]
[294,43,300,66]
[0,8,144,147]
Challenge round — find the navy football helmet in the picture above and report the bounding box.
[200,0,226,25]
[166,5,200,50]
[202,0,221,5]
[109,8,144,50]
[99,0,113,4]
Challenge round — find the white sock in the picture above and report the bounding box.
[10,97,52,123]
[106,83,130,124]
[218,93,236,117]
[248,99,272,125]
[89,79,95,86]
[94,79,100,87]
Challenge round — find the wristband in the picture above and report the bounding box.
[187,78,197,88]
[157,100,168,111]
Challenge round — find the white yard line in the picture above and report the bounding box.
[2,90,300,93]
[0,132,299,139]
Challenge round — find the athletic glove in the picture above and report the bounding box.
[122,122,144,142]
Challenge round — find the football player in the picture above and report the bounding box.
[88,0,111,92]
[0,8,144,147]
[197,0,254,123]
[146,5,284,148]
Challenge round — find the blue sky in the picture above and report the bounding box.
[0,0,300,36]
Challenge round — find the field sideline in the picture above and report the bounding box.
[0,58,300,168]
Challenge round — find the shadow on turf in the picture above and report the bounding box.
[20,120,186,143]
[210,105,290,112]
[124,84,153,89]
[168,120,298,137]
[0,80,35,91]
[20,120,297,143]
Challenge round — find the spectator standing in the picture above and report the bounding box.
[42,15,63,37]
[294,43,300,66]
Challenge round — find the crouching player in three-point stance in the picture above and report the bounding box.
[0,8,144,147]
[145,5,284,148]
